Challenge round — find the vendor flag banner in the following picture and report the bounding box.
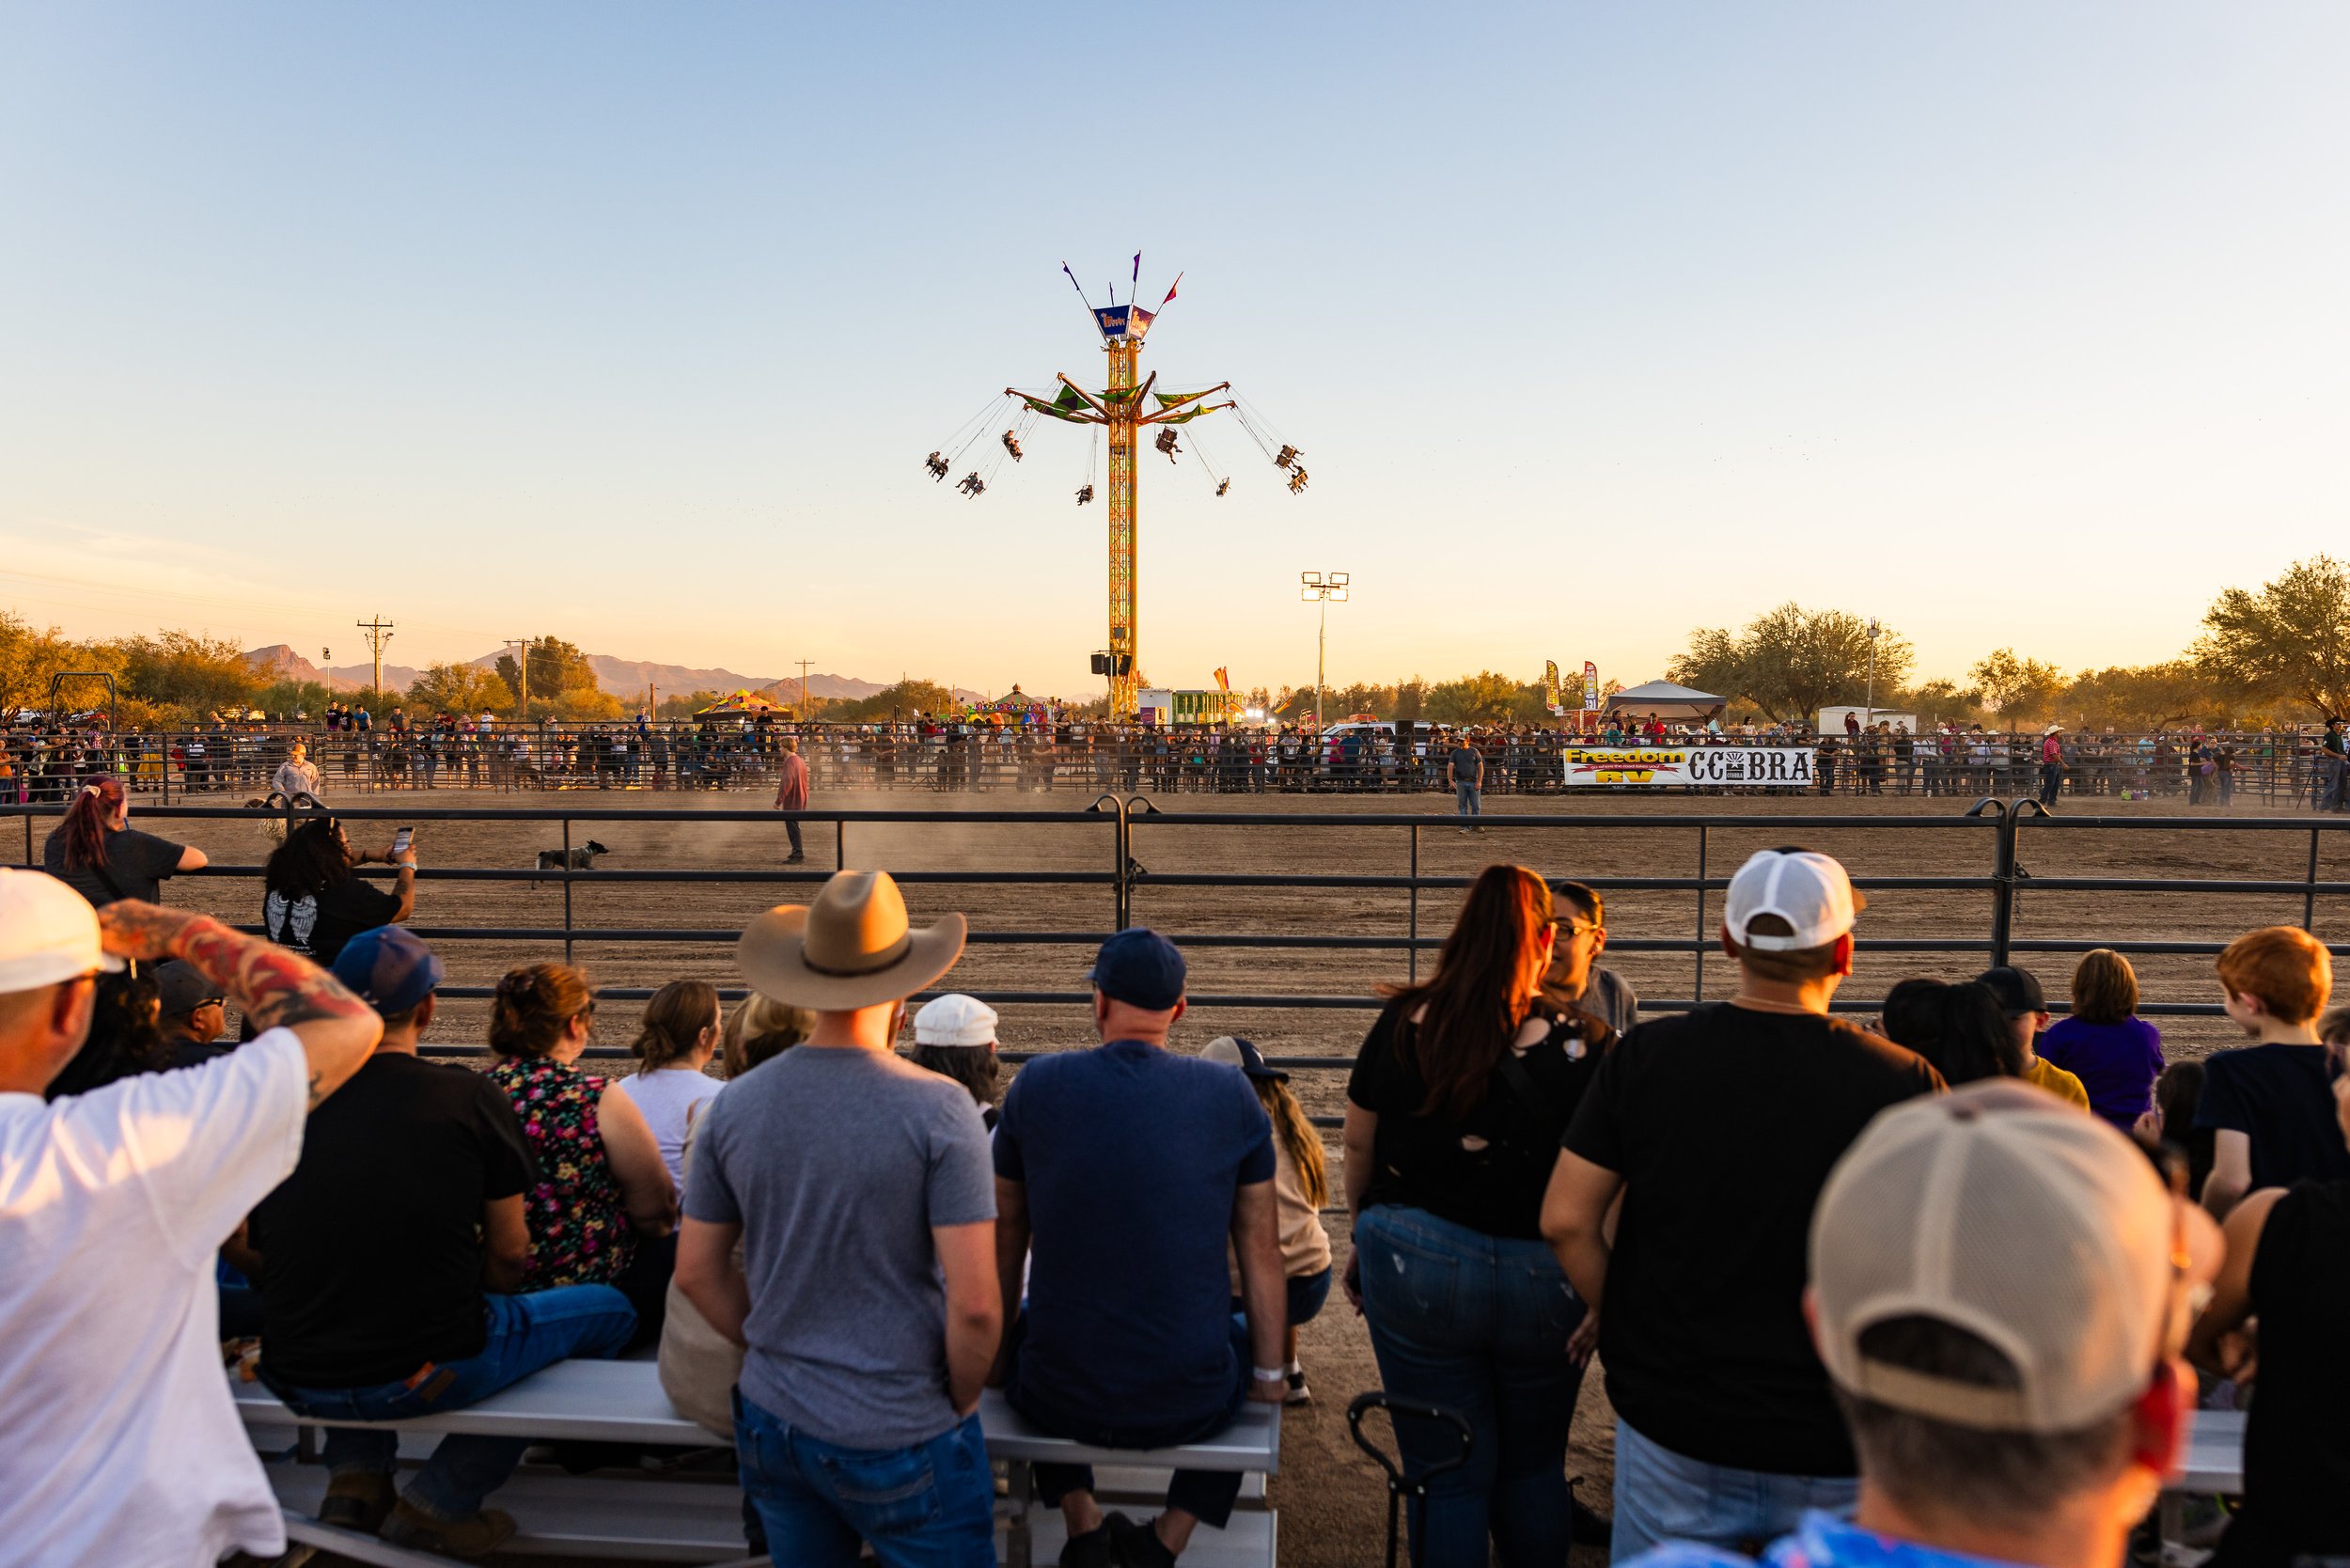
[1582,661,1599,713]
[1563,746,1816,788]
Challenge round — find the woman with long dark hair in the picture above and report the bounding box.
[40,775,206,907]
[260,817,415,964]
[1342,864,1614,1567]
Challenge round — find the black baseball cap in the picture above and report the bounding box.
[1975,965,2046,1017]
[1087,927,1187,1011]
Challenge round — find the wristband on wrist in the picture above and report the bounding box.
[1251,1366,1287,1383]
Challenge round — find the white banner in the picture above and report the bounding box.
[1562,745,1816,787]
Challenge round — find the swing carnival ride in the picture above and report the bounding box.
[922,259,1308,719]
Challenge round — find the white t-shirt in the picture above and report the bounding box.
[0,1030,309,1565]
[618,1066,725,1189]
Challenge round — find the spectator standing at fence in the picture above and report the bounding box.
[1202,1034,1332,1404]
[2036,949,2165,1132]
[2188,1007,2350,1568]
[910,993,1004,1130]
[486,964,678,1336]
[1348,868,1616,1564]
[771,735,810,864]
[262,817,415,964]
[2196,926,2343,1217]
[1624,1081,2217,1568]
[1449,733,1485,825]
[274,737,323,800]
[1543,848,1944,1560]
[676,870,999,1566]
[154,958,229,1068]
[2038,724,2065,806]
[993,927,1287,1567]
[0,872,382,1566]
[249,927,636,1555]
[618,980,725,1190]
[2319,716,2347,810]
[1542,878,1639,1036]
[40,775,207,908]
[1972,966,2092,1110]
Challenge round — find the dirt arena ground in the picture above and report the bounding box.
[18,787,2343,1567]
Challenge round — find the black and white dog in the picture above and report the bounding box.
[535,839,610,873]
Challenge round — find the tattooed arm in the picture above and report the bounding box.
[98,902,382,1108]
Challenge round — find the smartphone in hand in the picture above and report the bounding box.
[391,826,415,858]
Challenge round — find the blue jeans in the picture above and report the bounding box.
[1609,1417,1858,1563]
[265,1285,635,1518]
[1355,1206,1586,1568]
[733,1391,995,1568]
[1230,1266,1333,1330]
[1455,782,1481,816]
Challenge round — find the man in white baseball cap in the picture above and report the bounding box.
[1622,1080,2219,1568]
[1543,847,1946,1560]
[0,870,381,1566]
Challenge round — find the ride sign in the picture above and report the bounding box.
[1562,746,1817,787]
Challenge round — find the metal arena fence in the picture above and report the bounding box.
[7,722,2347,807]
[12,797,2348,1116]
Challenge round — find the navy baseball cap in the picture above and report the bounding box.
[1087,927,1187,1011]
[1975,965,2046,1018]
[333,926,445,1016]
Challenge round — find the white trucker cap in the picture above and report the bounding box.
[1811,1081,2192,1434]
[0,868,127,995]
[1723,849,1862,951]
[914,993,998,1048]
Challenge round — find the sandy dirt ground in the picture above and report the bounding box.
[19,788,2340,1567]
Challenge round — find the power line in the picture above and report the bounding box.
[355,616,396,700]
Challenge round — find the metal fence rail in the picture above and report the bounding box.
[14,796,2348,1072]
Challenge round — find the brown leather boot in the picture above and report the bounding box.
[317,1469,395,1533]
[378,1498,519,1559]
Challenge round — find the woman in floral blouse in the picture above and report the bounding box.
[486,964,678,1328]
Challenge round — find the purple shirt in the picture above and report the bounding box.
[2038,1014,2165,1130]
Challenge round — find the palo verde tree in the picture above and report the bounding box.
[1669,604,1914,723]
[2196,555,2350,720]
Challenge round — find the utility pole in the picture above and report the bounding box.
[795,658,814,719]
[1300,572,1350,732]
[504,638,530,724]
[355,616,395,703]
[1865,617,1882,726]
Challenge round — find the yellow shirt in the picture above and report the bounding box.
[2023,1054,2092,1110]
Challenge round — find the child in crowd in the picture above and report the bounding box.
[618,980,724,1189]
[908,993,1003,1129]
[1201,1035,1332,1403]
[720,992,812,1079]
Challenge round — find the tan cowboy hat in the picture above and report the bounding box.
[738,870,965,1011]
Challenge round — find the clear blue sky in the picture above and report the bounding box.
[3,3,2345,698]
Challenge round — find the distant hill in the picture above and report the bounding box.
[245,644,979,705]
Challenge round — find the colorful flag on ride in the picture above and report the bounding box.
[1133,252,1141,286]
[1161,272,1182,306]
[1128,306,1156,340]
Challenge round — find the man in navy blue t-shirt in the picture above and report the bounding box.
[994,928,1287,1567]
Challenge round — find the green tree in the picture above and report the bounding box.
[2196,555,2350,719]
[1901,678,1982,726]
[828,679,962,721]
[1425,670,1523,726]
[407,662,517,715]
[0,609,107,717]
[2062,663,2218,729]
[1968,649,2067,723]
[1672,604,1914,722]
[494,637,603,717]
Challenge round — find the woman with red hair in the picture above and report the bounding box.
[40,775,207,907]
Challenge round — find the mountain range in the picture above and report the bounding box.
[241,645,962,704]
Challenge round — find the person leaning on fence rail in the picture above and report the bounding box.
[2194,925,2342,1219]
[1543,848,1946,1562]
[262,814,416,964]
[2038,949,2166,1134]
[40,774,207,908]
[675,870,1001,1567]
[1344,866,1618,1565]
[991,927,1288,1568]
[2188,999,2350,1568]
[1541,878,1639,1037]
[485,964,679,1336]
[273,737,323,801]
[1622,1080,2219,1568]
[0,870,381,1567]
[244,926,636,1556]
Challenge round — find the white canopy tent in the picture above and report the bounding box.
[1602,680,1727,721]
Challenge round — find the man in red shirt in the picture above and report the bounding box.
[772,737,810,865]
[2039,725,2065,807]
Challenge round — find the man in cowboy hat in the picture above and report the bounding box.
[2039,724,2065,808]
[676,870,1001,1567]
[991,928,1288,1568]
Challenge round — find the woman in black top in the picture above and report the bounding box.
[2191,1033,2350,1568]
[41,775,207,906]
[262,817,416,964]
[1343,864,1612,1568]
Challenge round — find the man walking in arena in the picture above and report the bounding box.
[773,735,810,865]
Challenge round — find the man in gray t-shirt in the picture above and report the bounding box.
[677,870,999,1567]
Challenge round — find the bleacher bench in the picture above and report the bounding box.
[230,1358,1277,1568]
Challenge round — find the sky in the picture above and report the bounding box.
[3,2,2346,699]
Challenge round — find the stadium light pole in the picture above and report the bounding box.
[1300,571,1350,732]
[1864,617,1882,725]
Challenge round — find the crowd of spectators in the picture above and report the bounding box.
[5,800,2350,1566]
